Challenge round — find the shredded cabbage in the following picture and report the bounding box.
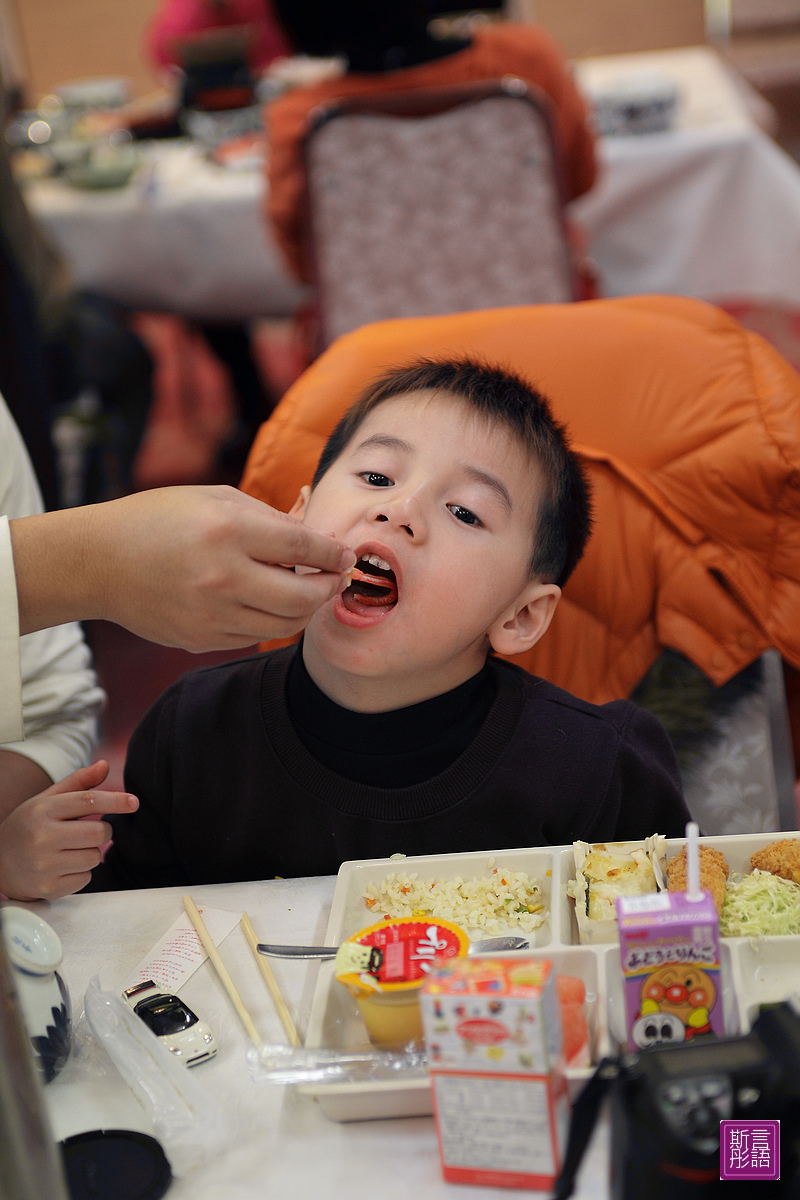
[720,869,800,937]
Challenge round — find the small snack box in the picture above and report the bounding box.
[616,890,724,1052]
[420,957,570,1190]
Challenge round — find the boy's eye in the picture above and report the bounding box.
[360,472,392,487]
[447,504,481,527]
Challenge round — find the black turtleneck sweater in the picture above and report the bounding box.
[285,647,495,787]
[86,645,690,891]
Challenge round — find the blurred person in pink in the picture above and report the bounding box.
[144,2,292,476]
[146,0,289,74]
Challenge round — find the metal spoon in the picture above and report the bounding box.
[256,935,530,959]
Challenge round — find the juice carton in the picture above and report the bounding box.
[420,957,570,1191]
[616,890,724,1052]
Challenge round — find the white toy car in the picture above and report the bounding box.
[123,980,217,1067]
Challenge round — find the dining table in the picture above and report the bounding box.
[22,136,309,322]
[20,46,800,324]
[570,45,800,309]
[27,876,609,1200]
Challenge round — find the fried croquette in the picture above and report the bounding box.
[750,839,800,885]
[667,844,729,914]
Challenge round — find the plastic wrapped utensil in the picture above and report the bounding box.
[246,1040,428,1084]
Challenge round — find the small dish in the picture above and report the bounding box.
[3,905,63,973]
[56,76,132,110]
[65,151,137,190]
[46,138,92,171]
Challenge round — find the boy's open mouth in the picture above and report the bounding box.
[341,555,399,613]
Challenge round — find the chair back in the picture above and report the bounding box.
[303,79,577,349]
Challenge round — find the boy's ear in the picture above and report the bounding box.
[487,582,561,658]
[288,485,312,519]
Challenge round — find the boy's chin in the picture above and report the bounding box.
[302,629,400,687]
[306,611,387,656]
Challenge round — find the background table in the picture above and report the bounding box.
[25,139,308,321]
[26,48,797,324]
[27,878,608,1200]
[571,46,800,308]
[23,46,800,325]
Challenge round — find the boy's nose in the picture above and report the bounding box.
[375,513,414,536]
[371,490,427,540]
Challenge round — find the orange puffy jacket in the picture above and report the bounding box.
[240,295,800,708]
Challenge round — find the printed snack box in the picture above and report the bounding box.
[420,957,570,1190]
[616,890,724,1052]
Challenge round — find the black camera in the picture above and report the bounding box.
[555,1000,800,1199]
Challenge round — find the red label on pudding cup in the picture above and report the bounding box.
[354,919,467,984]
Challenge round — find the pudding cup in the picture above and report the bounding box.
[335,917,468,1047]
[354,985,427,1046]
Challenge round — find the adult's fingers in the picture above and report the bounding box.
[232,495,354,574]
[196,561,349,645]
[251,561,348,619]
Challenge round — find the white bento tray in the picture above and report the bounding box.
[298,832,800,1122]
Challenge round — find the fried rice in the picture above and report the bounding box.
[362,863,547,935]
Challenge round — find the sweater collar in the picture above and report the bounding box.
[260,645,527,820]
[286,642,493,754]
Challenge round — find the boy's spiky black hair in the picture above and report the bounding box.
[312,357,592,587]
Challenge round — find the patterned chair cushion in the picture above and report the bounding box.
[633,650,797,834]
[305,89,575,346]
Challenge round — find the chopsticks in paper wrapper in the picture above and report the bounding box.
[183,895,417,1083]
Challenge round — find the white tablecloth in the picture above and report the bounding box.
[26,879,607,1200]
[570,47,800,308]
[25,140,308,321]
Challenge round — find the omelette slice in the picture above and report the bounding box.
[566,836,667,941]
[580,847,661,921]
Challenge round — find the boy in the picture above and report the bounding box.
[87,358,691,890]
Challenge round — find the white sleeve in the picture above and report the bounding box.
[0,514,23,744]
[0,395,105,778]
